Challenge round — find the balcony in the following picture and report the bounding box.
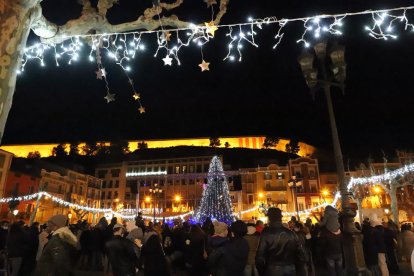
[264,185,287,191]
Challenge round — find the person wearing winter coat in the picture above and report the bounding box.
[361,219,380,275]
[255,208,306,276]
[400,223,414,262]
[208,220,249,276]
[105,223,139,276]
[141,232,171,276]
[7,221,29,276]
[185,224,207,276]
[207,221,228,254]
[243,223,260,276]
[35,215,78,276]
[371,215,389,276]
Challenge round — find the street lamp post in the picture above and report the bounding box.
[149,184,163,222]
[298,41,368,274]
[288,176,302,220]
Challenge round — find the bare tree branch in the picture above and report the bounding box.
[31,0,230,45]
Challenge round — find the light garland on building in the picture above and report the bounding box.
[348,162,414,190]
[19,6,414,112]
[0,190,341,220]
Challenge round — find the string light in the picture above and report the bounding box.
[22,6,414,70]
[348,161,414,190]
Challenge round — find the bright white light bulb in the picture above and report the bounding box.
[130,42,135,47]
[16,69,21,75]
[197,41,203,46]
[313,17,320,23]
[315,32,320,38]
[322,26,328,32]
[129,50,134,55]
[139,45,145,50]
[55,54,61,58]
[229,55,235,61]
[386,26,392,32]
[89,56,94,62]
[239,32,245,38]
[304,42,310,48]
[228,44,233,49]
[364,26,370,31]
[248,17,253,22]
[238,44,243,49]
[126,66,131,71]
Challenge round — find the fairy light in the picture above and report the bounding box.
[348,161,414,190]
[20,6,414,71]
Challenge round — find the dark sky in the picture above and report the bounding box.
[3,0,414,161]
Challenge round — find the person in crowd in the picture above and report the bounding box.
[161,224,174,255]
[7,221,28,276]
[141,227,170,276]
[0,221,9,251]
[362,218,380,275]
[202,218,215,236]
[36,224,49,261]
[383,221,400,274]
[207,221,228,254]
[243,223,260,276]
[294,221,314,276]
[400,223,414,263]
[105,223,139,276]
[319,206,343,276]
[256,208,306,276]
[185,224,207,276]
[74,228,105,276]
[255,220,264,233]
[135,213,146,234]
[371,214,389,276]
[35,214,78,276]
[208,220,249,276]
[19,222,40,276]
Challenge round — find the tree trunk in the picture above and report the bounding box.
[390,182,399,225]
[0,1,40,143]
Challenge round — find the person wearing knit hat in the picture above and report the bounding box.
[48,214,68,229]
[208,220,249,276]
[35,215,78,276]
[256,207,306,275]
[213,221,228,237]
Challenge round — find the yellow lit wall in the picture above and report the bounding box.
[0,136,315,158]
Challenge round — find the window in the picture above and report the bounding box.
[107,191,112,199]
[310,183,318,193]
[277,173,284,179]
[97,170,107,178]
[196,165,202,173]
[182,165,187,173]
[114,191,118,199]
[125,193,131,200]
[247,194,254,204]
[168,166,173,174]
[115,180,119,188]
[101,192,105,199]
[181,179,186,185]
[108,180,113,188]
[58,185,62,194]
[102,181,106,188]
[111,169,120,177]
[264,172,272,180]
[79,186,83,195]
[175,166,180,174]
[309,170,316,178]
[189,166,194,173]
[298,203,304,211]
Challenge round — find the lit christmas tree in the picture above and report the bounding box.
[196,156,234,223]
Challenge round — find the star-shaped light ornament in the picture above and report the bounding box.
[204,0,217,8]
[139,106,146,114]
[199,60,210,72]
[104,92,115,103]
[205,22,218,37]
[163,55,173,66]
[133,92,141,100]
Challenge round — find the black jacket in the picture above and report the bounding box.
[319,227,342,257]
[208,237,249,276]
[255,221,305,275]
[105,235,138,276]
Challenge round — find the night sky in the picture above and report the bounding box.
[3,0,414,161]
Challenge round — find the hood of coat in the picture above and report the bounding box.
[52,226,78,246]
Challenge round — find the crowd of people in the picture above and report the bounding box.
[0,206,412,276]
